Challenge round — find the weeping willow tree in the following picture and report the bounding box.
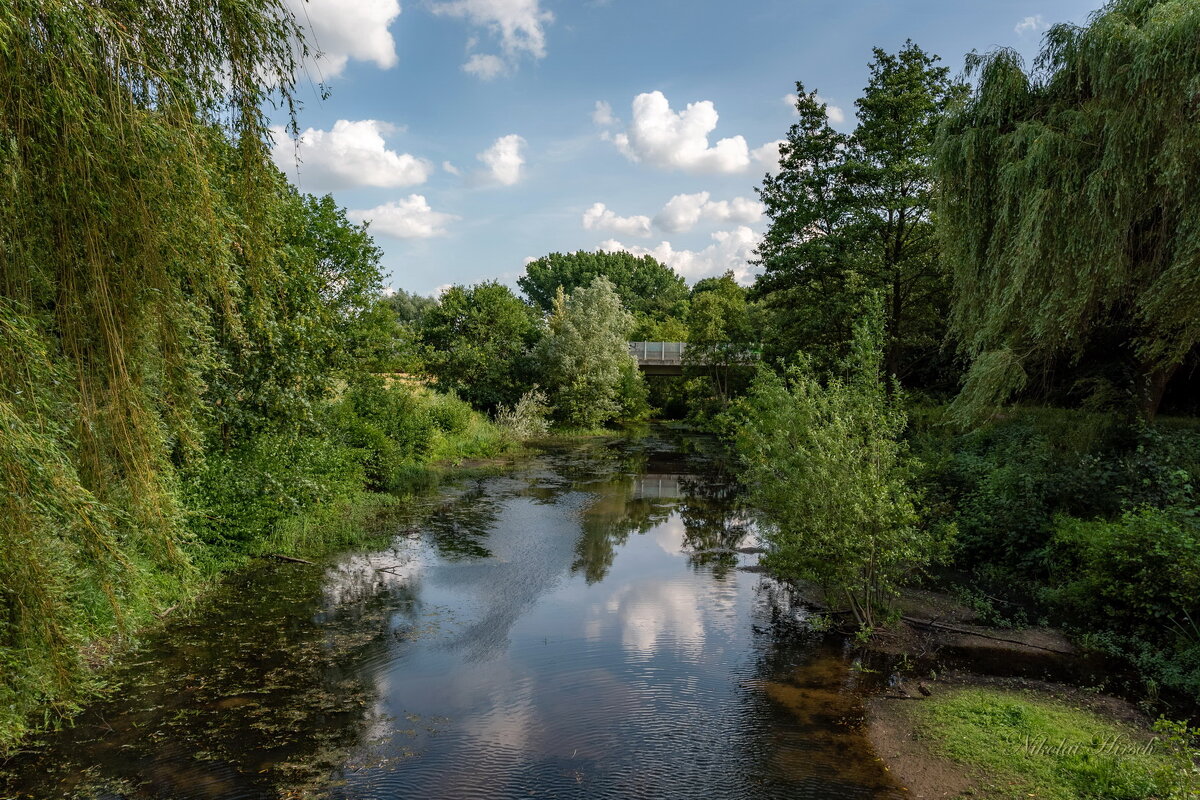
[937,0,1200,422]
[0,0,303,742]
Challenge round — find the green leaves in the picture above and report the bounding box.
[728,309,946,628]
[519,250,688,323]
[419,282,542,412]
[938,0,1200,419]
[538,277,646,429]
[754,44,963,390]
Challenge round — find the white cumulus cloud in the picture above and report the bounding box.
[750,139,786,173]
[817,95,846,124]
[611,91,752,174]
[477,134,526,185]
[653,192,763,233]
[271,120,433,191]
[1015,14,1048,35]
[432,0,553,77]
[582,202,652,238]
[286,0,401,77]
[599,226,762,283]
[348,196,457,239]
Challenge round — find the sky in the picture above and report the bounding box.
[270,0,1100,296]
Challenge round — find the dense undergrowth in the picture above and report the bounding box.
[911,408,1200,705]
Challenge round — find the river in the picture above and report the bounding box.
[0,429,903,799]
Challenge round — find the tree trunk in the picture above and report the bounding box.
[1140,361,1179,421]
[885,278,903,388]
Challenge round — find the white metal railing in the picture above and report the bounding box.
[628,341,685,364]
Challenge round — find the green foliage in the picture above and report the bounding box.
[182,435,366,550]
[754,43,964,389]
[914,410,1200,700]
[0,0,305,748]
[1044,508,1200,699]
[937,0,1200,420]
[205,184,387,441]
[538,278,648,429]
[419,282,542,411]
[685,271,757,416]
[1046,508,1200,631]
[519,250,688,323]
[495,388,553,440]
[728,312,949,628]
[381,289,437,324]
[914,688,1185,800]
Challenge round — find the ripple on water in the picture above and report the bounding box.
[0,435,904,800]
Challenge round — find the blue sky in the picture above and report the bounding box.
[271,0,1099,296]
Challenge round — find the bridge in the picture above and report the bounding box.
[629,341,686,375]
[628,342,758,376]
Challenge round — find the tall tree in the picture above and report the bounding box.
[419,282,542,411]
[685,272,755,403]
[754,43,964,388]
[937,0,1200,421]
[538,277,645,428]
[0,0,303,738]
[520,250,688,323]
[381,289,437,325]
[753,85,857,370]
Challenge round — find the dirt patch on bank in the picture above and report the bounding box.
[867,690,981,798]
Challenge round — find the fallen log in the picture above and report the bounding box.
[901,616,1074,656]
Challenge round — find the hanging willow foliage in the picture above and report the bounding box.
[0,0,303,737]
[936,0,1200,421]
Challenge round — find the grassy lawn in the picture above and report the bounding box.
[912,688,1195,799]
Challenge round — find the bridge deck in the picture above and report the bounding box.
[629,341,684,367]
[629,342,758,374]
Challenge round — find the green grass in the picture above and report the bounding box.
[912,688,1192,799]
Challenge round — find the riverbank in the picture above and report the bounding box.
[866,678,1190,799]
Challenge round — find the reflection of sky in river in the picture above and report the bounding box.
[318,465,897,800]
[0,438,901,800]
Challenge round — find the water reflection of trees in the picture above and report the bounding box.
[567,431,752,583]
[417,478,504,560]
[735,582,902,797]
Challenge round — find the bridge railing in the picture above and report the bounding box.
[629,341,685,365]
[629,341,760,367]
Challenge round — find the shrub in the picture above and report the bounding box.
[1045,508,1200,631]
[423,389,476,436]
[729,313,952,629]
[495,387,552,440]
[183,434,365,548]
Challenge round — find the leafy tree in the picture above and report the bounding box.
[206,187,387,443]
[936,0,1200,421]
[0,0,303,740]
[685,272,756,404]
[419,282,542,411]
[538,277,647,428]
[520,250,688,322]
[754,43,964,389]
[729,309,949,629]
[381,288,437,325]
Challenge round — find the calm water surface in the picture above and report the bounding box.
[1,430,903,799]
